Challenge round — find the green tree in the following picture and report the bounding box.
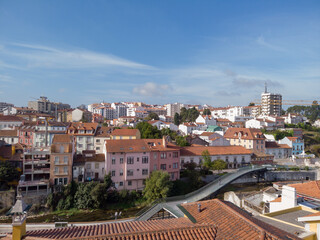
[91,183,109,209]
[136,122,161,139]
[146,112,159,120]
[0,161,20,183]
[201,150,212,169]
[203,109,211,115]
[75,182,97,209]
[248,102,255,106]
[211,159,227,172]
[143,171,171,203]
[175,136,190,147]
[174,113,180,126]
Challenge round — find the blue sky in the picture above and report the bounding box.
[0,0,319,107]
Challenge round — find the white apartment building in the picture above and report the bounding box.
[261,86,282,116]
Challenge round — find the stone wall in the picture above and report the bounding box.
[0,190,15,209]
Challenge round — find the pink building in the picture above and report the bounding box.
[145,138,180,181]
[104,137,180,191]
[18,123,36,148]
[104,139,151,190]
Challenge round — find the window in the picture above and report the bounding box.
[173,152,179,158]
[190,158,194,163]
[181,158,185,164]
[87,164,91,169]
[64,178,68,185]
[55,156,59,164]
[171,173,175,180]
[137,157,139,162]
[233,157,237,163]
[63,156,68,164]
[54,167,58,174]
[225,156,229,163]
[120,158,124,164]
[127,169,134,176]
[160,164,166,170]
[54,178,58,185]
[78,144,83,148]
[153,153,157,159]
[161,153,167,159]
[154,164,157,170]
[142,156,148,164]
[119,181,123,186]
[173,163,178,169]
[127,157,134,164]
[112,158,116,165]
[64,166,68,173]
[96,147,100,150]
[120,169,123,176]
[128,180,132,186]
[78,137,83,142]
[96,139,100,143]
[95,163,99,169]
[111,170,116,176]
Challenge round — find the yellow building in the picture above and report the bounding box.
[110,128,141,140]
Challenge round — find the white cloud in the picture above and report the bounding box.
[133,82,171,97]
[257,36,286,52]
[1,43,154,70]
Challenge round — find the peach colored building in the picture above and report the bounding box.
[50,134,75,186]
[224,128,266,154]
[110,128,141,140]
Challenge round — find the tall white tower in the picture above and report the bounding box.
[261,83,282,116]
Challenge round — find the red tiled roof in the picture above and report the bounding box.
[111,128,140,136]
[180,146,252,156]
[52,134,73,143]
[106,139,150,153]
[289,181,320,200]
[181,199,300,240]
[224,127,265,140]
[270,197,282,202]
[0,129,18,137]
[265,142,291,149]
[20,199,301,240]
[0,115,23,122]
[24,218,217,240]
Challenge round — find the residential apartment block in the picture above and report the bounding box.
[50,134,75,186]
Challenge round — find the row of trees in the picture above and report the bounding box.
[286,102,320,123]
[47,174,141,211]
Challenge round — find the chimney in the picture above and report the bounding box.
[198,203,201,213]
[162,136,167,148]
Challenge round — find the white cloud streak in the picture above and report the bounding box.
[1,43,154,70]
[256,36,286,52]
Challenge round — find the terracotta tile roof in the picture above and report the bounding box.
[181,199,301,240]
[224,127,265,140]
[180,146,252,156]
[270,197,282,202]
[52,134,73,143]
[24,218,218,240]
[200,132,214,136]
[75,153,105,163]
[288,181,320,200]
[0,115,23,121]
[0,129,18,137]
[95,126,112,137]
[111,128,140,136]
[287,137,298,142]
[143,139,181,152]
[301,211,320,218]
[69,122,98,130]
[266,142,291,149]
[106,139,150,153]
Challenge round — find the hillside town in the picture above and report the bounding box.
[1,86,320,240]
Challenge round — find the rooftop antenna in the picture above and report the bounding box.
[264,82,268,93]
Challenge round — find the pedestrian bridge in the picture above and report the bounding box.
[135,165,267,221]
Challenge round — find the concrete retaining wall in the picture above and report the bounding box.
[0,190,15,209]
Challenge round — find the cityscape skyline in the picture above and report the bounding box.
[0,0,319,107]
